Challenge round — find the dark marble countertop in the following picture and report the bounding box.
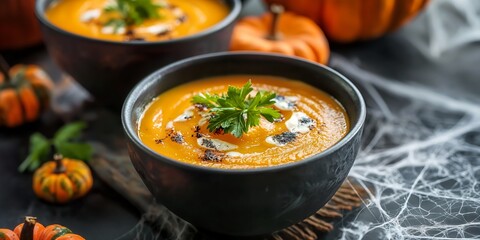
[1,0,480,239]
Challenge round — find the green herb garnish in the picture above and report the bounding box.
[103,0,164,29]
[18,122,93,172]
[192,81,281,138]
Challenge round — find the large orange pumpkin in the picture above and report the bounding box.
[0,0,42,50]
[264,0,430,43]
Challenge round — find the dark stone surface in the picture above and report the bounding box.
[2,1,480,239]
[0,121,139,239]
[0,47,139,240]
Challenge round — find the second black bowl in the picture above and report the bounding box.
[35,0,241,108]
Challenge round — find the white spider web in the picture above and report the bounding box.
[330,1,480,238]
[331,54,480,240]
[122,1,480,239]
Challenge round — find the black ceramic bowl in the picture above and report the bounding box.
[122,52,366,236]
[35,0,241,108]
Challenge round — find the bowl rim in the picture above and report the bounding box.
[122,52,366,174]
[35,0,242,46]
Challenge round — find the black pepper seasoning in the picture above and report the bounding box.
[272,132,297,145]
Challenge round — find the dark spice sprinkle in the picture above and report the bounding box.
[275,95,285,101]
[202,150,223,162]
[274,114,284,123]
[214,127,224,135]
[177,15,187,23]
[170,132,184,144]
[272,132,297,145]
[193,125,204,138]
[275,95,296,108]
[178,113,193,121]
[156,29,171,36]
[155,139,163,144]
[194,125,201,132]
[201,138,216,149]
[299,117,313,124]
[126,36,145,41]
[194,103,208,111]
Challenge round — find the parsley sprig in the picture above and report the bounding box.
[192,81,281,138]
[103,0,164,30]
[18,122,93,172]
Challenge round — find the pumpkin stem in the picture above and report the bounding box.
[0,55,10,82]
[54,154,66,174]
[267,4,284,41]
[19,216,37,240]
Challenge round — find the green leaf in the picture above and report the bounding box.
[18,133,50,173]
[259,108,281,122]
[192,93,219,108]
[103,0,162,27]
[54,122,87,143]
[105,19,127,34]
[192,81,281,137]
[104,5,118,12]
[257,91,277,107]
[208,109,238,132]
[246,110,260,128]
[239,81,253,100]
[55,142,93,162]
[230,112,247,138]
[19,122,93,172]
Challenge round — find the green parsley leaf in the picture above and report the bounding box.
[192,93,219,108]
[54,121,87,143]
[18,133,50,173]
[55,142,93,162]
[192,81,281,138]
[103,0,163,28]
[104,19,127,34]
[18,122,93,173]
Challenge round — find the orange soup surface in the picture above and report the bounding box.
[45,0,229,41]
[138,75,350,169]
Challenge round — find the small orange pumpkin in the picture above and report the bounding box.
[13,217,45,240]
[230,4,330,64]
[33,154,94,204]
[0,229,18,240]
[0,59,53,128]
[264,0,430,43]
[0,217,85,240]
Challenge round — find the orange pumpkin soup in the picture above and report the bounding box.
[138,75,350,169]
[45,0,229,42]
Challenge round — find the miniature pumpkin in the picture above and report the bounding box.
[33,154,93,204]
[0,229,18,240]
[13,217,44,240]
[230,4,330,64]
[0,59,53,128]
[264,0,430,43]
[0,217,85,240]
